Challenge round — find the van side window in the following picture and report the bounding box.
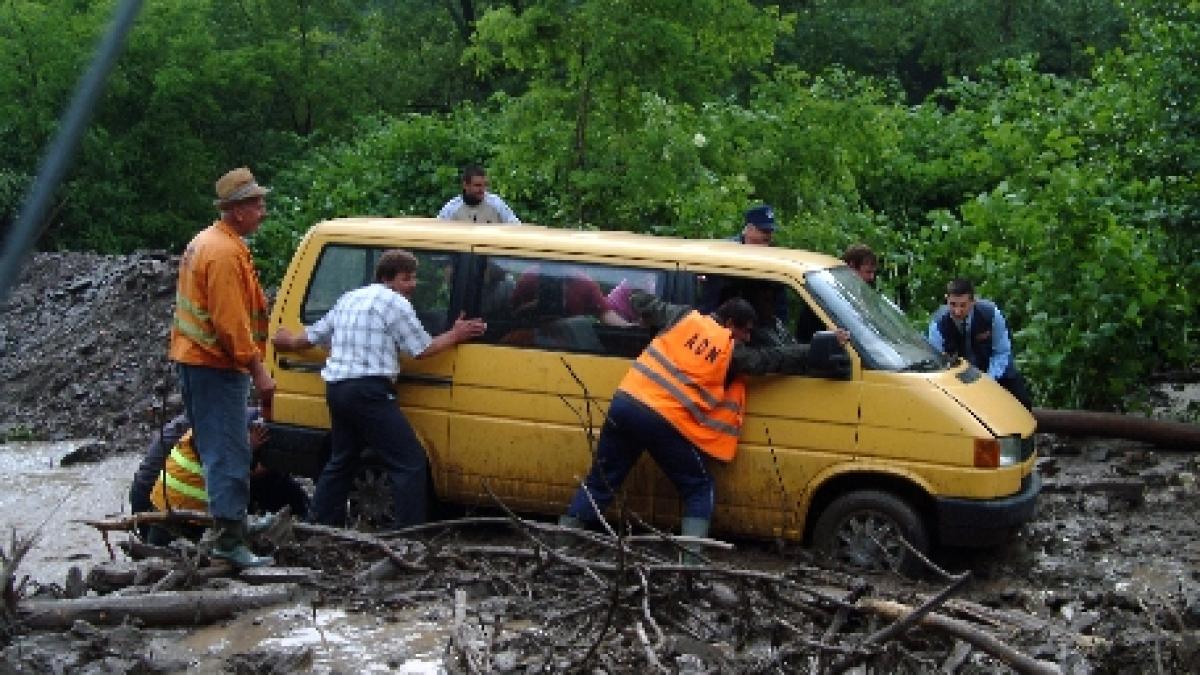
[475,257,663,357]
[301,245,459,335]
[409,250,457,335]
[301,245,372,324]
[690,273,828,347]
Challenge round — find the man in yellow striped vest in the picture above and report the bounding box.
[560,289,848,560]
[141,409,309,545]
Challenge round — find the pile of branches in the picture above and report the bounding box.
[289,498,1069,674]
[15,507,1081,673]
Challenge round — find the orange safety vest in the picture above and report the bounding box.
[618,310,748,461]
[149,430,209,513]
[169,220,269,371]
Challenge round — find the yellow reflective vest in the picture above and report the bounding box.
[149,430,208,512]
[618,310,747,461]
[169,220,268,371]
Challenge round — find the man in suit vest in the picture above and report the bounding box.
[928,278,1033,409]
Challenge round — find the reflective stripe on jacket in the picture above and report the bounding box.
[149,430,208,512]
[169,220,269,370]
[618,310,747,461]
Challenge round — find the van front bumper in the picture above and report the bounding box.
[934,471,1041,547]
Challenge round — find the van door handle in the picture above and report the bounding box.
[277,357,323,373]
[396,373,452,388]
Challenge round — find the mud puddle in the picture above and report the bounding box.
[178,602,450,673]
[0,440,140,587]
[0,441,459,671]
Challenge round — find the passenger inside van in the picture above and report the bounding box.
[715,279,845,348]
[605,271,658,323]
[738,281,795,347]
[479,261,516,317]
[500,265,633,350]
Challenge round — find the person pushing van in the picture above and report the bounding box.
[928,278,1033,410]
[559,289,848,561]
[272,250,487,529]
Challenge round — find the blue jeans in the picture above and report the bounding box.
[567,392,715,522]
[176,363,251,521]
[312,377,427,529]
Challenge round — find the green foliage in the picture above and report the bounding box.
[877,41,1195,409]
[467,0,789,232]
[252,109,501,283]
[1,0,1196,410]
[772,0,1127,100]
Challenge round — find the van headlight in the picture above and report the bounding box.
[998,435,1022,466]
[973,436,1023,468]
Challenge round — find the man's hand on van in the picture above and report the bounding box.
[419,312,486,359]
[834,328,850,345]
[273,327,313,352]
[450,312,487,342]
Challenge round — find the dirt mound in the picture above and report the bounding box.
[0,251,180,452]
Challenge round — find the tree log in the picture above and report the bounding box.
[1034,408,1200,449]
[857,598,1060,675]
[19,584,299,628]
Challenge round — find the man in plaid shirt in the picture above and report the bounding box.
[273,250,486,528]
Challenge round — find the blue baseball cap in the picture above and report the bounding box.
[745,204,776,232]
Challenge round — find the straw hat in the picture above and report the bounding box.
[214,167,270,207]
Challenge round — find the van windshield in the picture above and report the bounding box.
[805,268,951,372]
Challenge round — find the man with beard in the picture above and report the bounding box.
[437,165,520,224]
[842,243,878,287]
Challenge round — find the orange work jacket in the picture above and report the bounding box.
[168,220,268,371]
[149,430,208,513]
[618,310,747,461]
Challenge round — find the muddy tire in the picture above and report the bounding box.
[346,464,450,530]
[346,466,395,531]
[811,490,929,578]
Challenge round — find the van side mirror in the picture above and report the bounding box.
[808,330,852,379]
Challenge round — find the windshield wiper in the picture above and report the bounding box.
[901,357,944,372]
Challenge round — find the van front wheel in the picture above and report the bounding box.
[811,490,929,577]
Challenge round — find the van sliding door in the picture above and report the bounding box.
[446,253,671,520]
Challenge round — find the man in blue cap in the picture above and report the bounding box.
[730,204,776,246]
[702,204,781,314]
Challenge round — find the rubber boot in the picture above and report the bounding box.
[553,514,584,548]
[246,513,278,536]
[211,518,274,569]
[679,517,711,566]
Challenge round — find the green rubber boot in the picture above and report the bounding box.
[553,514,584,547]
[246,513,278,536]
[211,518,274,569]
[680,517,711,566]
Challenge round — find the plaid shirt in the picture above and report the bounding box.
[305,283,433,383]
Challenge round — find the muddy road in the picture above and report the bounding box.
[2,252,1198,672]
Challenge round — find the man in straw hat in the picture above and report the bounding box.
[168,167,275,567]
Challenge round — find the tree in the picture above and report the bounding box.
[466,0,789,227]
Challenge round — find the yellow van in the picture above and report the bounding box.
[261,218,1039,573]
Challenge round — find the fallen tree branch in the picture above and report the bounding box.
[2,529,38,630]
[856,598,1061,675]
[19,584,300,628]
[827,571,972,674]
[1034,408,1200,449]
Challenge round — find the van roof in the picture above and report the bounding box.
[311,217,846,276]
